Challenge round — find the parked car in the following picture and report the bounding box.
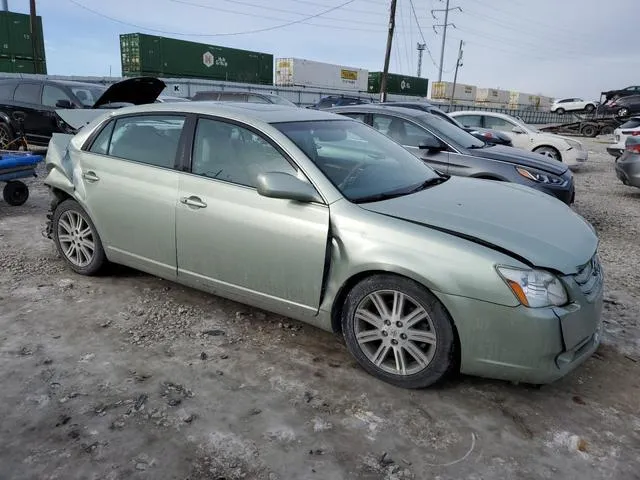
[311,95,372,109]
[191,90,297,107]
[44,102,602,388]
[0,77,165,148]
[607,116,640,158]
[602,85,640,102]
[615,136,640,188]
[329,105,574,204]
[450,111,588,166]
[550,98,597,114]
[382,101,513,146]
[602,95,640,118]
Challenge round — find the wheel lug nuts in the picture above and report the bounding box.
[400,334,407,340]
[391,339,398,345]
[384,320,391,326]
[382,331,388,337]
[396,321,403,328]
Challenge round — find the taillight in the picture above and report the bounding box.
[626,144,640,153]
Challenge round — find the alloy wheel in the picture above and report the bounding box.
[354,290,437,376]
[536,147,560,160]
[57,210,95,267]
[0,125,10,149]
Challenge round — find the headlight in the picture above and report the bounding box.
[565,138,583,150]
[497,267,568,308]
[516,166,565,185]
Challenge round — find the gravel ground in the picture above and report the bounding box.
[1,138,639,480]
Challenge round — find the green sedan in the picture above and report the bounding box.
[44,103,604,389]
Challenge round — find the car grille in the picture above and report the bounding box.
[573,255,603,303]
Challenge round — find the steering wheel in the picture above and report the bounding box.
[338,162,369,190]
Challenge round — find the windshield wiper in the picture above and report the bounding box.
[408,176,448,193]
[467,144,486,149]
[354,176,449,203]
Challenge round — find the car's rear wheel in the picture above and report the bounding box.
[556,108,565,115]
[580,124,598,137]
[533,145,561,161]
[341,274,456,389]
[52,199,106,275]
[618,107,630,117]
[0,122,13,149]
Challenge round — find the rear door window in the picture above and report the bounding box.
[483,116,516,132]
[107,115,186,168]
[454,114,483,127]
[0,81,17,100]
[371,114,438,148]
[42,85,74,107]
[13,83,42,104]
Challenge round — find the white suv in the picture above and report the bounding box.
[607,117,640,158]
[551,98,597,114]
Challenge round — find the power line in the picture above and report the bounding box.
[66,0,369,37]
[408,0,439,68]
[431,0,461,82]
[397,0,412,74]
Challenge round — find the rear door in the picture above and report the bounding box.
[371,113,450,173]
[79,113,187,279]
[175,116,330,318]
[11,82,48,144]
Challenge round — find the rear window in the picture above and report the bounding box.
[14,83,41,104]
[620,119,640,129]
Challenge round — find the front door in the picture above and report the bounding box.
[482,115,529,150]
[78,113,187,279]
[176,116,330,318]
[370,113,450,174]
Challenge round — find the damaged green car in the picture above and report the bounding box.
[44,102,603,388]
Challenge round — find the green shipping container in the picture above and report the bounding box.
[368,72,429,97]
[0,11,45,60]
[0,56,46,74]
[120,33,273,85]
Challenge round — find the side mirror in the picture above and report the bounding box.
[418,136,445,151]
[257,172,323,204]
[512,126,526,134]
[55,99,75,109]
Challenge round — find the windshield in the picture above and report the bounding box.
[419,113,485,149]
[274,119,441,202]
[267,94,297,107]
[70,85,107,107]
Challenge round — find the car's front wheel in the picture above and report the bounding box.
[342,274,456,389]
[52,199,106,275]
[585,104,595,113]
[534,145,561,161]
[556,108,565,115]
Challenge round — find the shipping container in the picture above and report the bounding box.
[275,57,368,92]
[0,11,45,60]
[0,56,46,74]
[475,88,509,104]
[120,33,273,85]
[430,81,476,101]
[367,72,428,97]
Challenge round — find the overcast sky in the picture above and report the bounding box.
[12,0,640,99]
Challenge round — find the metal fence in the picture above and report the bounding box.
[439,103,571,125]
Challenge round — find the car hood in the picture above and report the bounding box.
[360,176,596,275]
[465,144,568,175]
[92,77,166,108]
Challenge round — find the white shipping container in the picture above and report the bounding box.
[430,81,476,101]
[275,57,368,92]
[475,88,509,104]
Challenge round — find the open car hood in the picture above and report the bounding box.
[92,77,166,108]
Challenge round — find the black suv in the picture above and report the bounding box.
[0,78,110,148]
[0,77,165,148]
[311,95,373,109]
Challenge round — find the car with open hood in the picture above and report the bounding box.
[43,102,602,389]
[328,104,575,204]
[450,110,588,167]
[0,77,165,148]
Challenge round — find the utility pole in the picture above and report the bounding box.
[448,40,464,110]
[29,0,38,67]
[416,43,426,77]
[432,0,461,83]
[380,0,398,103]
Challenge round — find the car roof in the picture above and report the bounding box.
[329,104,428,116]
[450,110,514,119]
[106,101,340,123]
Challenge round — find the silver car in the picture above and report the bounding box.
[43,103,603,389]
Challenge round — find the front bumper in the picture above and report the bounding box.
[615,155,640,188]
[437,271,603,385]
[563,147,588,166]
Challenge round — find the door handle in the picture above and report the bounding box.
[180,196,207,209]
[82,171,100,182]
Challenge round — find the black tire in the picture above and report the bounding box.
[0,122,13,149]
[52,199,106,275]
[618,107,630,117]
[3,180,29,206]
[584,104,595,113]
[581,124,598,137]
[556,108,565,115]
[600,126,614,136]
[341,274,456,389]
